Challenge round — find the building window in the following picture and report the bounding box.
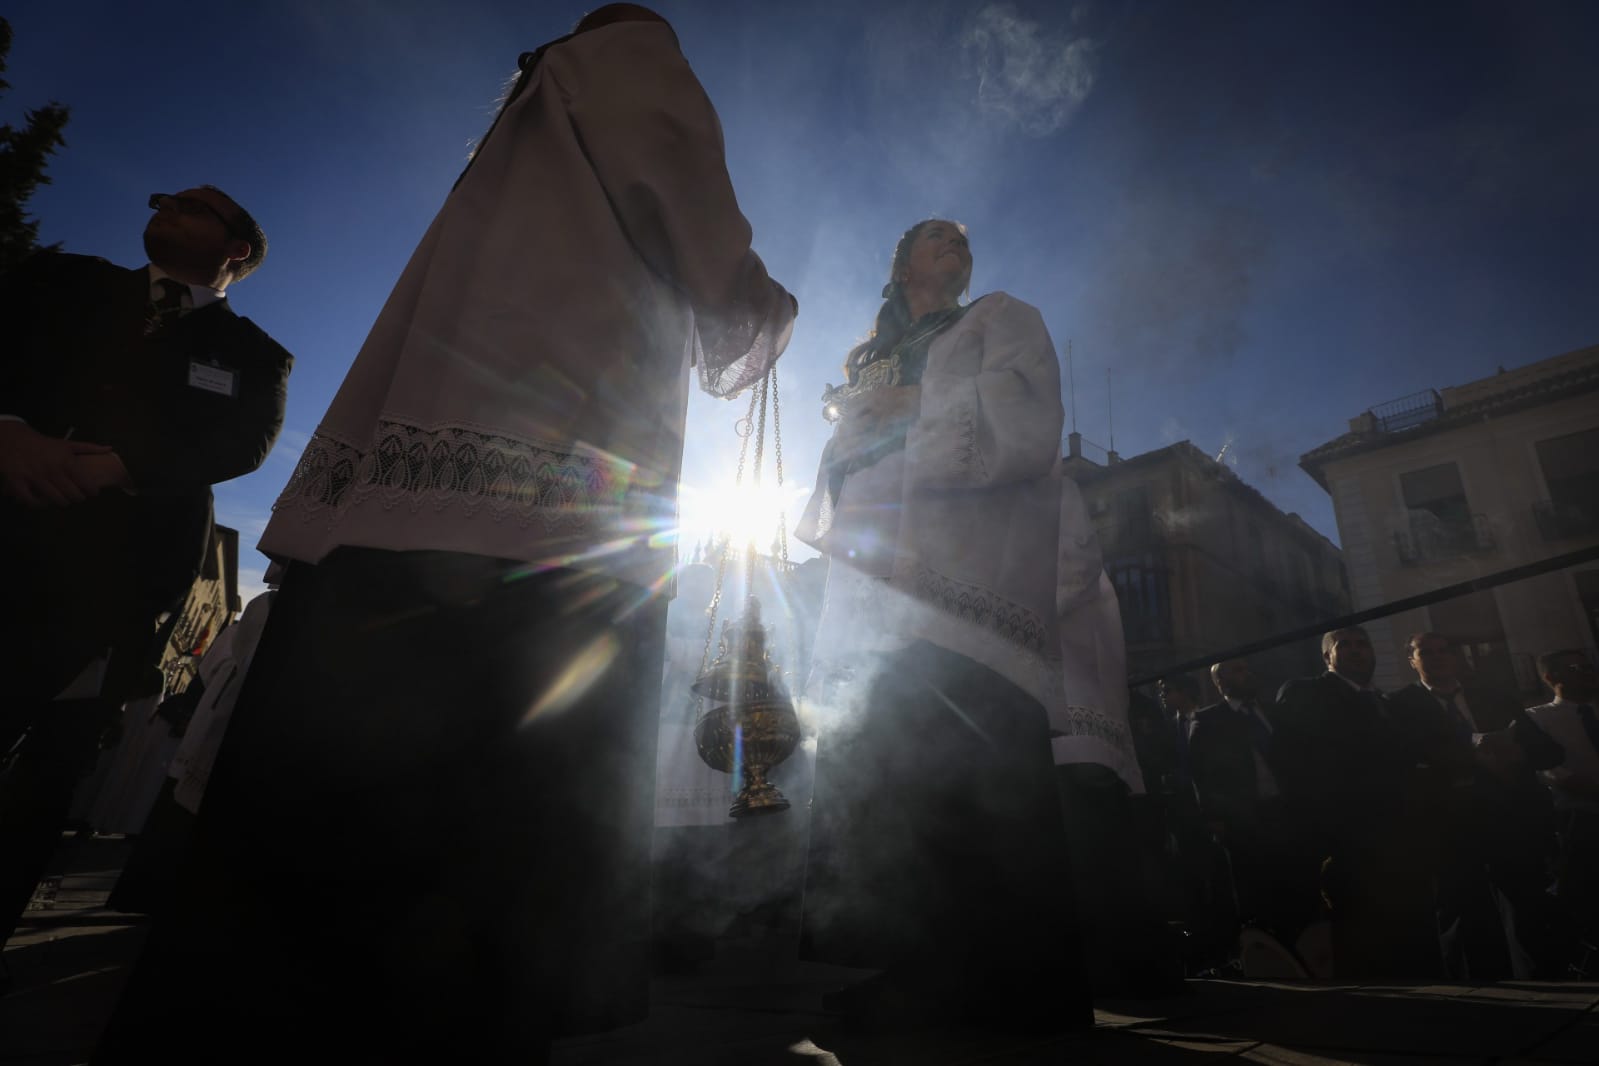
[1533,428,1599,540]
[1396,462,1493,563]
[1429,590,1516,694]
[1109,553,1171,645]
[1578,570,1599,649]
[1110,486,1154,548]
[1401,463,1470,525]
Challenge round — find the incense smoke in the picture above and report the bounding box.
[964,2,1099,138]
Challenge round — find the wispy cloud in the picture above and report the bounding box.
[964,3,1098,138]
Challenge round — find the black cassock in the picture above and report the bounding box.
[801,638,1092,1026]
[95,550,664,1063]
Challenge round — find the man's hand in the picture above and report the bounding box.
[830,385,921,468]
[0,421,117,507]
[69,452,134,496]
[1473,729,1525,781]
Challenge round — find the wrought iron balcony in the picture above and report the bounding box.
[1394,514,1496,566]
[1533,498,1599,542]
[1369,389,1443,434]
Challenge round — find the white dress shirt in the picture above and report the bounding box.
[148,263,226,311]
[1526,696,1599,813]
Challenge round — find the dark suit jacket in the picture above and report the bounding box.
[1273,672,1416,851]
[1189,700,1279,825]
[0,252,292,701]
[1385,681,1563,776]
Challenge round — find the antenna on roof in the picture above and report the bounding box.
[1066,339,1078,434]
[1106,367,1115,454]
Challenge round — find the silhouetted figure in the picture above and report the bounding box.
[94,8,793,1064]
[1387,632,1564,978]
[1192,658,1315,953]
[796,219,1089,1033]
[1158,673,1234,970]
[0,184,288,950]
[1526,649,1599,962]
[1274,627,1441,979]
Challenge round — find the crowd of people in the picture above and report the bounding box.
[2,3,1596,1062]
[1131,631,1599,983]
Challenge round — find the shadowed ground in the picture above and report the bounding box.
[4,834,1597,1065]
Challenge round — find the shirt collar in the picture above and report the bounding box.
[1330,670,1374,693]
[148,264,225,310]
[1420,680,1462,697]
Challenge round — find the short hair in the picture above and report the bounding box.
[1161,674,1200,700]
[203,185,267,281]
[1537,648,1587,678]
[1406,632,1454,657]
[1321,626,1369,658]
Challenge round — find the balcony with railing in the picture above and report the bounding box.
[1533,497,1599,542]
[1394,513,1496,566]
[1369,389,1443,434]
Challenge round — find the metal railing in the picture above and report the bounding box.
[1394,513,1495,565]
[1533,498,1599,542]
[1128,543,1599,686]
[1369,389,1443,433]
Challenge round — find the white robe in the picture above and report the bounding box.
[261,21,794,588]
[797,292,1140,790]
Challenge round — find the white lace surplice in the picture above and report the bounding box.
[798,293,1141,791]
[261,21,794,586]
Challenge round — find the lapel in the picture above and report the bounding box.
[113,265,156,344]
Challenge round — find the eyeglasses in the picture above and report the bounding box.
[148,193,243,237]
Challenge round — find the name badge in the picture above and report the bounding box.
[188,360,238,398]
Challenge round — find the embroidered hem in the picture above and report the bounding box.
[273,418,632,532]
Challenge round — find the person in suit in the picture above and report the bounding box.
[1191,658,1313,947]
[1386,632,1563,978]
[0,184,291,949]
[1526,650,1599,960]
[1274,626,1440,978]
[1154,674,1232,968]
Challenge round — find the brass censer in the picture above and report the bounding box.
[690,365,800,819]
[691,598,800,817]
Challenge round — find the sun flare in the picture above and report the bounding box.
[679,479,799,555]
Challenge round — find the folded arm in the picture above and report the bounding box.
[904,294,1064,490]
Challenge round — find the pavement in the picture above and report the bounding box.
[5,834,1599,1065]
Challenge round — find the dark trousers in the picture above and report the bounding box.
[1557,808,1599,946]
[94,550,666,1064]
[0,699,114,945]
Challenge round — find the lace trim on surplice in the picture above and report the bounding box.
[905,563,1051,656]
[273,418,628,531]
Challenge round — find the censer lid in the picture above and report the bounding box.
[690,597,791,703]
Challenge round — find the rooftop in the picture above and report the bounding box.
[1069,439,1341,555]
[1299,343,1599,490]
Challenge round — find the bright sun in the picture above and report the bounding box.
[679,479,798,555]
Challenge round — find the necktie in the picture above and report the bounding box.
[145,278,187,336]
[1431,687,1469,743]
[1244,703,1272,755]
[1578,704,1599,758]
[1174,716,1192,785]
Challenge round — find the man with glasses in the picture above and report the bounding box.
[0,183,292,954]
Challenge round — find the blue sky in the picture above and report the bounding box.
[8,0,1599,596]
